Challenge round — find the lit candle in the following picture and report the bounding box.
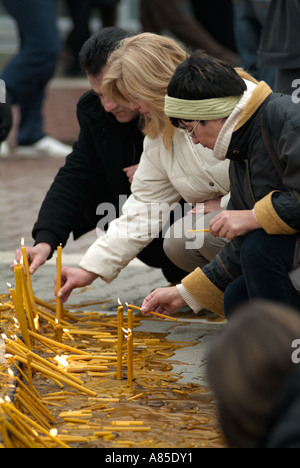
[21,239,39,330]
[117,299,123,380]
[56,244,63,325]
[7,283,17,311]
[14,266,31,350]
[21,268,35,330]
[127,329,133,391]
[128,307,133,332]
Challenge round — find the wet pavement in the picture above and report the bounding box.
[0,78,226,387]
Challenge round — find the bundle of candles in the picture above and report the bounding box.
[0,240,225,448]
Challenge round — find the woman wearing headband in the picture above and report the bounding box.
[142,51,300,319]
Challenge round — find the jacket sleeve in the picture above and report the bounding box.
[79,137,182,282]
[32,98,104,253]
[254,103,300,234]
[181,235,243,317]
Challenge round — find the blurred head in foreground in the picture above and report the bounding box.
[207,301,300,448]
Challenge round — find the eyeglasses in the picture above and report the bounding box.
[184,121,200,139]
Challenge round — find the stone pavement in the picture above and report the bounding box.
[0,78,226,388]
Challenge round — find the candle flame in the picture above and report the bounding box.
[7,282,12,288]
[34,315,40,331]
[7,369,14,378]
[20,256,24,266]
[50,429,58,438]
[122,327,132,339]
[118,298,123,306]
[54,355,69,369]
[5,396,11,403]
[13,317,20,330]
[21,237,25,246]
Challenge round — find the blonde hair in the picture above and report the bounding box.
[102,33,188,150]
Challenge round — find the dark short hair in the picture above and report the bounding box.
[207,301,300,448]
[167,51,247,127]
[79,27,131,76]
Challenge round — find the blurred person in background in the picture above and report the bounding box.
[139,0,239,66]
[0,0,72,158]
[208,301,300,448]
[0,79,12,143]
[190,0,237,55]
[63,0,120,77]
[232,0,275,87]
[257,0,300,95]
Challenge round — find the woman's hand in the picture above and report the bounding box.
[210,210,261,240]
[11,243,52,274]
[55,267,98,303]
[141,286,187,317]
[188,197,222,215]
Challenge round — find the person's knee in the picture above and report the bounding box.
[163,231,182,265]
[241,229,294,273]
[241,230,269,267]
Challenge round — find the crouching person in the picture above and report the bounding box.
[142,52,300,319]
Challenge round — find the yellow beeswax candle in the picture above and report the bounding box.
[117,302,123,380]
[21,268,35,330]
[127,329,133,390]
[9,286,17,311]
[14,266,31,350]
[128,307,133,332]
[21,240,39,329]
[56,244,63,324]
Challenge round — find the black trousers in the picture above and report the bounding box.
[137,236,188,284]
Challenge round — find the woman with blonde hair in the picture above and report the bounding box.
[103,32,187,149]
[55,33,230,310]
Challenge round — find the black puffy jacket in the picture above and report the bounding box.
[182,83,300,316]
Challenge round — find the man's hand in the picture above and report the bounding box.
[210,210,261,240]
[123,164,139,183]
[55,267,98,303]
[188,197,222,215]
[141,286,187,317]
[11,243,52,274]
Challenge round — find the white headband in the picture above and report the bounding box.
[164,94,242,120]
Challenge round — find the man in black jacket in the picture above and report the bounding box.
[14,28,186,283]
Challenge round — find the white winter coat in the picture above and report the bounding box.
[79,129,230,282]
